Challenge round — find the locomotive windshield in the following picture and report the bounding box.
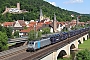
[29,41,34,44]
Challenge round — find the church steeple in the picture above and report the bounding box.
[40,8,43,16]
[54,13,56,21]
[39,8,43,21]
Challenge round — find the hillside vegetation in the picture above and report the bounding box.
[0,0,90,22]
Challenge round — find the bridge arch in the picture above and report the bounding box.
[83,37,85,41]
[57,50,67,59]
[40,34,89,60]
[70,44,75,50]
[78,40,81,44]
[83,34,88,40]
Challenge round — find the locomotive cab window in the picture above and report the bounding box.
[29,42,34,44]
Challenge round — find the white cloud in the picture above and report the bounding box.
[64,0,83,4]
[49,2,56,6]
[43,0,56,6]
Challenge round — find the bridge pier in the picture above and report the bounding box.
[52,50,57,60]
[81,37,83,44]
[83,34,88,40]
[67,44,70,56]
[75,39,78,48]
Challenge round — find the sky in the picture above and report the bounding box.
[44,0,90,14]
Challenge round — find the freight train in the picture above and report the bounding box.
[27,27,90,51]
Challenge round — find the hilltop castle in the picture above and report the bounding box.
[2,3,28,15]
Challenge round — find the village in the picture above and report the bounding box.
[1,3,90,38]
[0,1,90,60]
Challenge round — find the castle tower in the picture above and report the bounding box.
[39,8,43,21]
[17,3,20,10]
[53,13,57,32]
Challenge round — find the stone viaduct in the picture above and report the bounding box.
[41,33,89,60]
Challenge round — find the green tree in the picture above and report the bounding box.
[28,30,42,41]
[28,30,35,41]
[0,0,90,22]
[14,31,19,38]
[0,31,8,51]
[42,27,50,35]
[5,27,13,38]
[0,26,13,38]
[76,49,90,60]
[24,26,28,29]
[37,31,42,39]
[0,26,6,32]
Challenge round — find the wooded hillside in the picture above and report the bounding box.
[0,0,90,22]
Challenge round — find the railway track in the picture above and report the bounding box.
[0,45,27,60]
[1,39,69,60]
[22,31,89,60]
[0,31,88,60]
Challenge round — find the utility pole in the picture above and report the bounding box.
[76,16,79,27]
[76,15,80,29]
[34,22,37,39]
[34,25,36,38]
[53,13,57,33]
[23,16,24,20]
[68,21,71,31]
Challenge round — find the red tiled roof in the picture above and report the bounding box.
[78,22,85,25]
[20,22,44,33]
[20,27,33,33]
[18,20,26,26]
[28,24,34,27]
[3,22,14,27]
[29,22,36,25]
[45,22,52,24]
[28,22,44,28]
[20,26,41,33]
[37,23,43,27]
[57,22,66,25]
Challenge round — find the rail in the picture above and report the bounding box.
[23,31,89,60]
[0,31,89,60]
[0,45,27,59]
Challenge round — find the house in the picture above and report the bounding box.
[19,21,44,37]
[13,20,26,27]
[2,22,14,27]
[70,20,85,27]
[12,20,26,34]
[57,22,66,32]
[19,27,33,37]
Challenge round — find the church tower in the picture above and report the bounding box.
[53,13,57,32]
[39,8,43,21]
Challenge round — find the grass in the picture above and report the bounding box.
[57,58,71,60]
[79,39,90,50]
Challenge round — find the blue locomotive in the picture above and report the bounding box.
[27,27,90,52]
